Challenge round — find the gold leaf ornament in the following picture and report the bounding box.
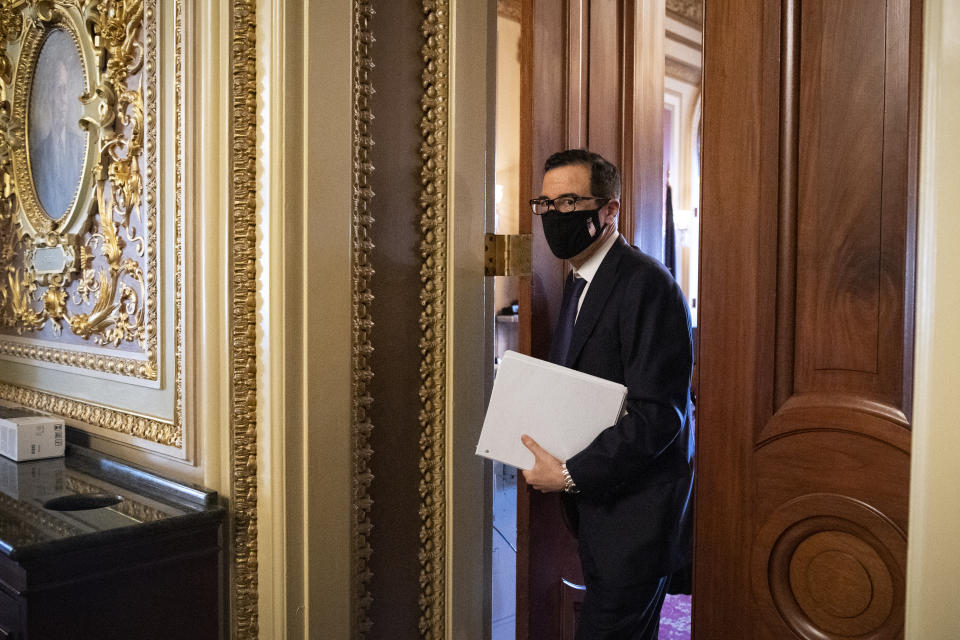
[42,284,66,319]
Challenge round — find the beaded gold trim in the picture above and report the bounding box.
[230,0,259,637]
[351,0,376,637]
[417,1,450,637]
[0,381,178,446]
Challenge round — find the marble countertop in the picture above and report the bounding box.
[0,444,224,561]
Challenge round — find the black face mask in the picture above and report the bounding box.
[540,208,606,259]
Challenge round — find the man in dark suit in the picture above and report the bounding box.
[522,149,694,640]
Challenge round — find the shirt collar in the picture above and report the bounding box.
[573,231,619,284]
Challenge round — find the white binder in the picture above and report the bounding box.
[476,350,627,469]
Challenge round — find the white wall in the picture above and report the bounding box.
[905,1,960,637]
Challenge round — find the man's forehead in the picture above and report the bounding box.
[541,164,591,196]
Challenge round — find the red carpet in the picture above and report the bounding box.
[658,594,691,639]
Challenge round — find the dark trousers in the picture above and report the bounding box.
[575,539,670,640]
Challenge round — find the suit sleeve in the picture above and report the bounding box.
[564,264,693,494]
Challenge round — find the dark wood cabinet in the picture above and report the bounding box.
[0,447,224,639]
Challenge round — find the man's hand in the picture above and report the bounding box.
[520,435,565,492]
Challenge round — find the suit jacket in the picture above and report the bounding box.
[563,236,694,586]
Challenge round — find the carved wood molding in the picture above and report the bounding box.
[417,0,450,637]
[230,0,259,637]
[352,0,376,637]
[751,493,907,639]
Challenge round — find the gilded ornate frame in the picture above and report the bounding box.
[0,0,161,384]
[418,1,450,637]
[9,5,98,247]
[0,1,180,449]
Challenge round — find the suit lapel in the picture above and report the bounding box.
[565,237,628,368]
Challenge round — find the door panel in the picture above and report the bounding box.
[585,0,622,160]
[796,0,911,401]
[695,1,921,639]
[517,2,573,638]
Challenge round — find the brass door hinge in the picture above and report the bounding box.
[484,233,532,276]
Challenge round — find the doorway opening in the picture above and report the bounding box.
[491,6,522,639]
[660,5,703,637]
[489,1,703,638]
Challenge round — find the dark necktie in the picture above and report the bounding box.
[549,272,587,365]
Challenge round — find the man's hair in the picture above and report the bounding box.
[544,149,621,200]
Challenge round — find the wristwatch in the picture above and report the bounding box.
[560,462,579,494]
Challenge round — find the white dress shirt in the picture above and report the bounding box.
[572,231,620,321]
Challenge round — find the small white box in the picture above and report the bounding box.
[0,407,65,461]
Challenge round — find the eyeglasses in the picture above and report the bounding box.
[529,195,609,216]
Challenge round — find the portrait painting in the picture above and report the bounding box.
[27,28,87,221]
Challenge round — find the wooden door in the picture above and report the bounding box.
[694,1,921,638]
[515,1,665,638]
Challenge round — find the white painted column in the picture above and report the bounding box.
[258,0,354,637]
[905,1,960,637]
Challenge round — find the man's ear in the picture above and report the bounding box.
[601,199,620,225]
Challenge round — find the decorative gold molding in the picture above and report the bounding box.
[0,340,154,377]
[230,0,259,638]
[666,0,704,29]
[418,1,449,637]
[173,0,185,465]
[0,380,179,445]
[145,0,164,391]
[351,0,375,637]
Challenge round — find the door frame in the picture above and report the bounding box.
[444,0,498,638]
[436,0,960,638]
